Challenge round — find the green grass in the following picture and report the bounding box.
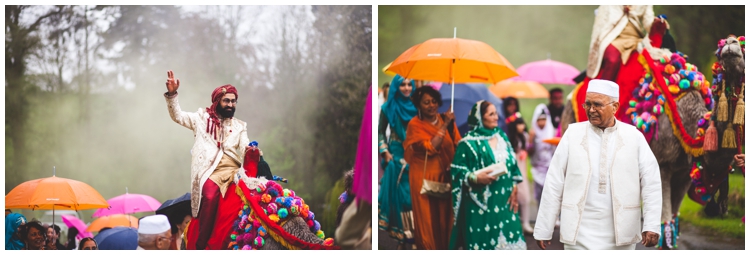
[525,153,745,239]
[677,172,745,239]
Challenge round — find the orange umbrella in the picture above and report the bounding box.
[387,38,518,84]
[87,214,139,232]
[490,79,549,99]
[386,29,517,111]
[382,62,397,76]
[5,175,109,211]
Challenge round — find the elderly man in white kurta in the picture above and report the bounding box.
[533,79,661,250]
[163,70,253,250]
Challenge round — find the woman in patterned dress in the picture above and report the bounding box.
[448,101,526,250]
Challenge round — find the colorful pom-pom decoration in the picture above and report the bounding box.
[692,80,702,89]
[278,208,289,219]
[629,100,637,108]
[697,128,705,136]
[678,79,690,90]
[254,236,265,247]
[267,203,278,214]
[653,105,663,115]
[307,219,314,228]
[668,85,680,94]
[316,230,325,239]
[313,220,321,232]
[665,64,675,74]
[636,117,644,129]
[283,189,292,197]
[258,226,267,237]
[644,92,653,101]
[323,238,335,246]
[290,205,300,215]
[697,118,707,127]
[242,245,252,250]
[268,214,280,223]
[275,197,284,205]
[261,194,272,203]
[703,112,712,120]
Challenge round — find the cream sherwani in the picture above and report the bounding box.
[533,120,661,249]
[165,93,250,218]
[587,5,654,78]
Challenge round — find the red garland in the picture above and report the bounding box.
[237,181,340,250]
[642,51,704,148]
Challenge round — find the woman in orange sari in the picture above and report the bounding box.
[403,86,461,250]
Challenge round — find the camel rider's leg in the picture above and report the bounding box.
[197,179,221,250]
[599,44,622,82]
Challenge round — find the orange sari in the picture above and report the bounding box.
[403,116,461,250]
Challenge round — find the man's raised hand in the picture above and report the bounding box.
[166,70,180,95]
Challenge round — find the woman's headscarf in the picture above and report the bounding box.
[381,75,417,140]
[467,100,501,138]
[5,213,26,250]
[532,104,555,142]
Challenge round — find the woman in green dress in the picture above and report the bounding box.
[448,100,526,250]
[377,74,417,249]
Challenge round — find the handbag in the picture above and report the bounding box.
[419,150,451,198]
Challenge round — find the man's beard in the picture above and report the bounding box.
[217,105,235,118]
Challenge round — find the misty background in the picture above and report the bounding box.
[378,5,744,122]
[5,5,371,235]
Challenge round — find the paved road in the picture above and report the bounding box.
[377,196,745,250]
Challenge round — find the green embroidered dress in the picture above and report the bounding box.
[448,101,526,250]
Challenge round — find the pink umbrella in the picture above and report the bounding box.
[92,189,162,217]
[61,214,93,239]
[425,82,443,91]
[512,58,580,85]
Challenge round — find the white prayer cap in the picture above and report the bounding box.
[138,215,170,234]
[587,79,619,98]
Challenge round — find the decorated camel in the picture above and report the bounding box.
[560,35,744,249]
[183,148,339,250]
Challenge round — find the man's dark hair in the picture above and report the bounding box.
[549,88,563,97]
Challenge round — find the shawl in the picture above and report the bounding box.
[5,213,26,250]
[206,84,239,148]
[353,86,373,204]
[450,101,521,220]
[403,115,460,175]
[381,75,417,141]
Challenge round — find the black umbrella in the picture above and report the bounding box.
[155,192,191,221]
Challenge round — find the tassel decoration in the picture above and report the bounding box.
[733,84,744,125]
[716,80,729,122]
[703,120,718,152]
[722,123,737,148]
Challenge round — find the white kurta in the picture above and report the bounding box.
[564,123,631,250]
[534,120,661,249]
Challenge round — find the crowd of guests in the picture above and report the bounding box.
[378,75,565,250]
[5,209,190,250]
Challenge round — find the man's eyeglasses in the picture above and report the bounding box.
[222,99,237,104]
[582,101,616,111]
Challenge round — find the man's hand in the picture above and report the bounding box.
[641,231,659,247]
[536,240,551,250]
[166,70,180,95]
[734,154,744,168]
